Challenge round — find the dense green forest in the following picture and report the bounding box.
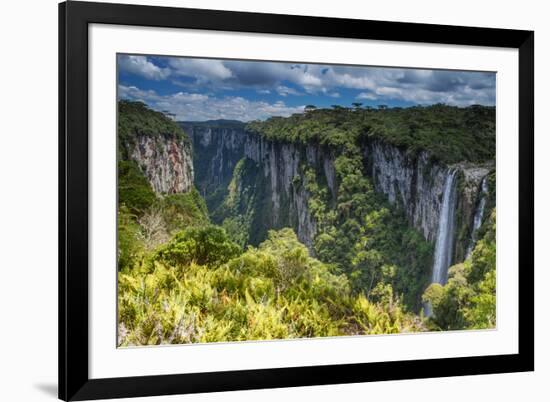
[215,151,434,310]
[117,101,496,346]
[247,104,495,164]
[118,100,190,159]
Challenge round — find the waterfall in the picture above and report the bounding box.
[466,176,489,257]
[431,169,458,285]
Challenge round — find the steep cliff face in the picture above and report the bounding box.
[180,122,246,208]
[365,140,491,262]
[185,121,491,266]
[181,122,328,248]
[454,164,493,261]
[128,135,194,194]
[366,142,446,243]
[119,100,195,195]
[243,135,334,249]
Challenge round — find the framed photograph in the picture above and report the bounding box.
[59,1,534,400]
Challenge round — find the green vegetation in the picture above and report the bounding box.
[118,227,424,346]
[117,101,496,346]
[423,209,496,330]
[118,160,156,214]
[215,126,434,311]
[303,145,433,311]
[155,225,241,268]
[117,101,209,271]
[117,185,210,271]
[182,119,246,129]
[118,100,189,158]
[240,105,495,313]
[159,190,209,232]
[215,157,273,247]
[247,104,495,165]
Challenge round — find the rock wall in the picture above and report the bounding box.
[243,135,336,249]
[365,140,491,262]
[454,163,493,261]
[184,122,491,262]
[181,124,247,197]
[181,122,331,249]
[129,135,194,194]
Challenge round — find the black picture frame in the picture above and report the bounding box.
[59,1,534,400]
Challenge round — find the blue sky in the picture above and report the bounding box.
[117,54,496,122]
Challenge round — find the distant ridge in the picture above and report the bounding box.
[178,119,245,129]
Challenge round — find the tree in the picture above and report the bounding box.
[138,207,169,250]
[304,104,317,113]
[118,160,156,214]
[117,206,144,271]
[352,102,363,109]
[155,225,240,267]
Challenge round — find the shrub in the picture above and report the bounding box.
[154,225,241,267]
[118,160,156,214]
[423,209,496,330]
[118,227,426,346]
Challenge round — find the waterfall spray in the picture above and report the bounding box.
[424,169,458,317]
[431,169,459,285]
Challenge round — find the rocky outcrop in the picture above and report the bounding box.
[366,142,447,243]
[454,164,493,261]
[184,121,492,264]
[129,135,194,194]
[181,122,330,249]
[181,123,247,200]
[243,136,334,249]
[365,140,491,263]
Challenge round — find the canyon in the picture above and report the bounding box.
[122,116,492,291]
[178,120,492,279]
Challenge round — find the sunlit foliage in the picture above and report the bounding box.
[118,228,424,346]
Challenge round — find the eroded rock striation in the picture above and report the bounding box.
[182,120,492,266]
[365,140,492,262]
[129,135,194,194]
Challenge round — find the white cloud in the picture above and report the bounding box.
[276,85,302,97]
[375,87,403,97]
[118,85,304,121]
[326,71,376,91]
[118,55,496,107]
[356,92,378,100]
[169,58,233,81]
[118,55,170,80]
[118,85,162,102]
